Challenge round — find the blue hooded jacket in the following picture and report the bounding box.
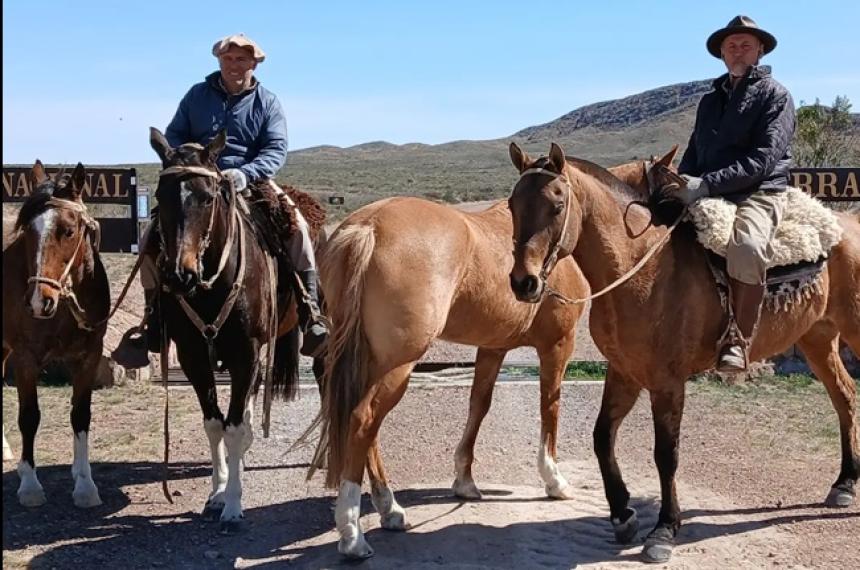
[165,71,288,181]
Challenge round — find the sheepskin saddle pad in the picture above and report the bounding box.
[688,187,843,268]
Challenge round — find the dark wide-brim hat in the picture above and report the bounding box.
[706,15,777,59]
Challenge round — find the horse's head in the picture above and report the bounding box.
[150,127,227,294]
[608,145,679,198]
[16,161,96,318]
[507,142,584,303]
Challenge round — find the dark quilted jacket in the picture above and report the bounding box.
[678,65,795,200]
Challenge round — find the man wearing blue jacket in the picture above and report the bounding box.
[675,16,795,374]
[122,33,328,363]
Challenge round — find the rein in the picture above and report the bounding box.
[515,164,687,306]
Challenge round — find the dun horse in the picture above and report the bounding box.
[148,128,317,532]
[309,151,675,558]
[508,143,859,563]
[3,161,109,508]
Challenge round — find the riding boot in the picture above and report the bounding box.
[295,269,329,357]
[716,278,766,373]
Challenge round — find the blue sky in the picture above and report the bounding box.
[3,0,859,164]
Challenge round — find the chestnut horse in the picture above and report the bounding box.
[148,128,317,532]
[308,150,676,558]
[508,142,859,563]
[3,161,109,508]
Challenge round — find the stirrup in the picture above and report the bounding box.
[717,344,748,373]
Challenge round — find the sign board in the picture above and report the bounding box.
[2,166,138,252]
[790,168,859,201]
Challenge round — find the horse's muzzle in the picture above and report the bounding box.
[509,273,543,303]
[164,266,199,295]
[26,290,58,319]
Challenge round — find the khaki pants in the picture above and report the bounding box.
[138,179,318,290]
[726,192,787,285]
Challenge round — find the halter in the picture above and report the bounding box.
[27,197,102,330]
[515,167,573,281]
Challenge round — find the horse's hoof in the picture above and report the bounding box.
[642,527,675,564]
[219,519,245,535]
[452,479,483,500]
[202,504,225,521]
[339,535,374,559]
[73,487,103,508]
[380,509,409,531]
[18,488,47,508]
[825,483,855,508]
[546,482,575,500]
[611,507,639,544]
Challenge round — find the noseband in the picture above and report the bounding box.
[515,167,573,282]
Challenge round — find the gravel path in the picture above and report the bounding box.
[3,380,857,569]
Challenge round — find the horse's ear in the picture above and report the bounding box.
[67,162,87,201]
[203,130,227,165]
[150,127,174,164]
[30,159,49,187]
[549,143,566,174]
[655,144,679,169]
[509,142,531,173]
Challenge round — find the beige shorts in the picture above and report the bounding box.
[726,191,788,285]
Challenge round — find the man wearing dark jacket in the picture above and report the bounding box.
[676,16,795,372]
[119,34,329,366]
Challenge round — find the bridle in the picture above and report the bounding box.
[515,167,573,282]
[27,197,101,330]
[157,165,238,290]
[513,159,686,306]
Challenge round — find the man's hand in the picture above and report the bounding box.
[223,168,248,192]
[679,175,709,204]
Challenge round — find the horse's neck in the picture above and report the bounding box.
[571,176,664,294]
[70,245,108,318]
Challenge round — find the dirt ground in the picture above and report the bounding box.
[3,376,858,569]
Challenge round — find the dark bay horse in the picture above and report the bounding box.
[307,151,676,558]
[3,161,109,508]
[508,142,860,563]
[148,128,313,532]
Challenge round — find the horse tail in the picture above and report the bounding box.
[307,222,376,488]
[272,325,300,401]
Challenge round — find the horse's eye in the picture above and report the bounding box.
[554,202,565,215]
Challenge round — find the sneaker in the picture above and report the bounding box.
[300,321,329,358]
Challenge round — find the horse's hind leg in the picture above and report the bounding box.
[68,354,103,508]
[797,321,859,507]
[12,351,46,507]
[366,438,407,530]
[537,335,576,499]
[452,347,506,500]
[593,366,642,543]
[337,361,413,558]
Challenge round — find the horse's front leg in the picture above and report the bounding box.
[536,337,577,499]
[642,385,686,564]
[68,354,103,508]
[219,342,259,534]
[13,351,46,507]
[179,342,226,520]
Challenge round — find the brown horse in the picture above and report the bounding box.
[3,161,110,508]
[148,128,314,532]
[507,142,860,563]
[308,151,676,558]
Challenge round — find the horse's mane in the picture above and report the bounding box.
[14,183,56,232]
[563,156,643,205]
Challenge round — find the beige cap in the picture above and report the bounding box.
[211,33,266,63]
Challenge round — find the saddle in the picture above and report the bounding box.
[688,188,843,312]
